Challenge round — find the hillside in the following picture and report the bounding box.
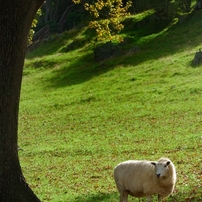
[20,10,202,201]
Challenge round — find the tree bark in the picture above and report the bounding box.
[0,0,44,201]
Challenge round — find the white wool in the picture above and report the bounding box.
[114,157,176,202]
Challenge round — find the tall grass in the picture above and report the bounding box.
[19,10,202,201]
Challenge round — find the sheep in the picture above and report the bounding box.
[114,157,176,202]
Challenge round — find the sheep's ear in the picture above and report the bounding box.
[151,162,156,166]
[166,161,170,166]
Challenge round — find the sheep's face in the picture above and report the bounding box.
[151,161,170,178]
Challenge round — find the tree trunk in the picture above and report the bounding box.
[53,0,60,22]
[58,4,75,32]
[44,0,53,23]
[0,0,44,201]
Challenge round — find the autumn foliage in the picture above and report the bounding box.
[73,0,132,41]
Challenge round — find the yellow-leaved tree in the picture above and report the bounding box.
[73,0,132,42]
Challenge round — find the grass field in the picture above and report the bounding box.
[19,9,202,202]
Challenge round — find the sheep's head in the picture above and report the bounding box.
[151,161,170,178]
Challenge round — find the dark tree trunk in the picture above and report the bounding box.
[58,4,75,32]
[44,0,53,23]
[53,0,60,22]
[0,0,44,201]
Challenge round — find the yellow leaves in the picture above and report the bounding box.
[95,0,105,10]
[29,9,42,44]
[84,3,89,10]
[72,0,81,4]
[75,0,132,42]
[89,20,110,41]
[89,19,124,42]
[84,3,100,18]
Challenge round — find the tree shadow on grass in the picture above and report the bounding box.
[119,11,201,65]
[44,52,116,89]
[32,11,202,89]
[26,27,89,59]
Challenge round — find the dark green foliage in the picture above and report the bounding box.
[133,0,194,16]
[34,0,196,35]
[177,0,192,12]
[63,12,84,30]
[35,0,86,33]
[194,0,202,10]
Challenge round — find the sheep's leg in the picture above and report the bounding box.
[158,194,162,202]
[147,195,152,202]
[120,190,128,202]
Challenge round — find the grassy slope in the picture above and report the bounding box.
[20,10,202,201]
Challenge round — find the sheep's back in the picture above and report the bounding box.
[114,160,155,193]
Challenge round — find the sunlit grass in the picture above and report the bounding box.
[19,10,202,202]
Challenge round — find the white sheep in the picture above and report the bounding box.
[114,157,176,202]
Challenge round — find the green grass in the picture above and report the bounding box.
[19,10,202,202]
